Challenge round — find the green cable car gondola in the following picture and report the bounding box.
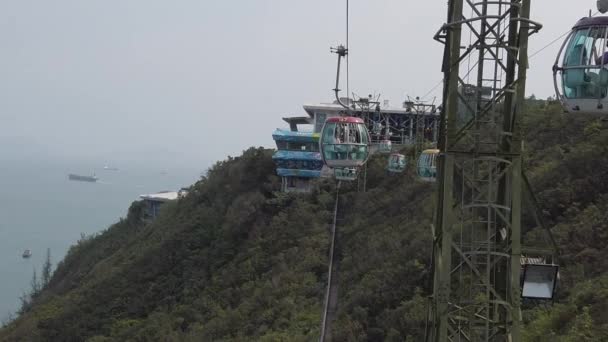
[417,149,439,182]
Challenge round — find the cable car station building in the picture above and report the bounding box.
[303,98,440,148]
[272,99,440,192]
[272,120,325,193]
[139,189,188,220]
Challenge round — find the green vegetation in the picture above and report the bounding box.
[2,100,608,341]
[17,248,53,318]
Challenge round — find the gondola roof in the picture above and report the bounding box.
[573,16,608,29]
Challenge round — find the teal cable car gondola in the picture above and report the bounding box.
[554,16,608,113]
[319,117,370,168]
[377,139,392,154]
[417,149,439,182]
[387,153,407,173]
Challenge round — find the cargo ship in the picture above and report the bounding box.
[68,173,98,182]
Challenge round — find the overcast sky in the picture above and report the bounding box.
[0,0,595,167]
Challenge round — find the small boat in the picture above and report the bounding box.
[103,165,119,171]
[22,249,32,258]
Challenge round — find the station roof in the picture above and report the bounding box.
[282,116,312,131]
[140,191,180,202]
[282,116,311,125]
[302,102,439,117]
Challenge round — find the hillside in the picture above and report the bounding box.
[2,100,608,341]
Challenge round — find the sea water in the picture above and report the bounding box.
[0,157,203,319]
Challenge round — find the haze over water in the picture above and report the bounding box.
[0,156,203,318]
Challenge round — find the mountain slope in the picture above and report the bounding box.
[1,148,334,341]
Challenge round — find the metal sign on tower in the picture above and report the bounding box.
[427,0,542,341]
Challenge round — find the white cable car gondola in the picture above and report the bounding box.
[334,167,358,181]
[387,153,407,173]
[417,149,439,182]
[319,117,371,168]
[554,15,608,113]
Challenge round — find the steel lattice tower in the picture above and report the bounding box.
[428,1,541,341]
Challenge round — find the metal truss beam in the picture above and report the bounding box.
[428,1,539,341]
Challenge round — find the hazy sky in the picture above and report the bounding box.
[0,0,595,167]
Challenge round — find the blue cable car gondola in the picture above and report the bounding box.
[387,153,407,173]
[554,16,608,113]
[319,117,371,168]
[417,149,439,182]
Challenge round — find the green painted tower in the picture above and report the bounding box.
[428,1,542,341]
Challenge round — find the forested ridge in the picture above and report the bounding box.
[2,99,608,341]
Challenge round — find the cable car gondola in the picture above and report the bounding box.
[554,15,608,114]
[319,117,370,168]
[387,153,407,173]
[334,167,358,181]
[417,149,439,182]
[377,139,392,154]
